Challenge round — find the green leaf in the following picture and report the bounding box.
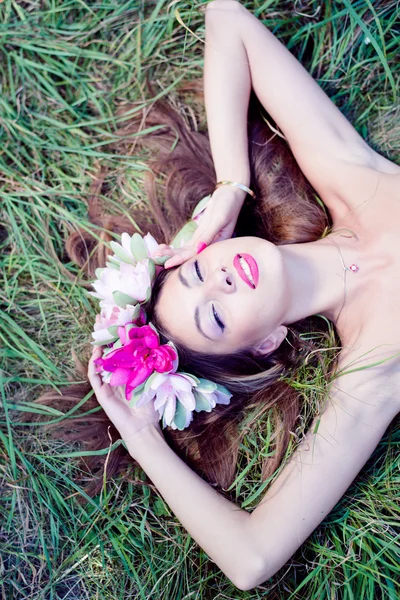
[110,241,135,264]
[179,371,200,385]
[173,401,189,430]
[191,194,211,219]
[194,391,212,413]
[130,233,148,262]
[144,372,158,392]
[216,383,232,397]
[107,325,119,337]
[131,304,141,321]
[112,291,137,308]
[105,261,120,270]
[128,391,143,408]
[106,256,121,268]
[197,378,217,393]
[148,259,156,282]
[95,267,105,279]
[170,221,197,248]
[153,255,169,266]
[92,340,112,347]
[102,345,118,357]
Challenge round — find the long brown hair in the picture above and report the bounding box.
[38,87,332,497]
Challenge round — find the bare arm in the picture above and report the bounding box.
[204,1,399,220]
[89,344,399,591]
[127,378,396,590]
[161,0,399,269]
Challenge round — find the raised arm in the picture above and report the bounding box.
[160,0,398,269]
[204,1,399,220]
[88,350,399,591]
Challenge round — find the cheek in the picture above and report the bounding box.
[232,308,263,342]
[229,293,270,341]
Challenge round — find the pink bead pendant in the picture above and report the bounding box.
[348,264,359,273]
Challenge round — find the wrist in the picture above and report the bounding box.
[212,185,247,203]
[126,424,166,462]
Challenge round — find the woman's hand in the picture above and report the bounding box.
[155,187,246,269]
[88,347,161,451]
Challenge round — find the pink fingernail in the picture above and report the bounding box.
[196,242,207,254]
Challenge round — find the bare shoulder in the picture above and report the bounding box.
[336,336,400,415]
[329,156,400,225]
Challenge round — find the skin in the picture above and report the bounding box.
[88,1,400,591]
[156,236,289,355]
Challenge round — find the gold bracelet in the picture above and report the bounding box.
[215,180,256,199]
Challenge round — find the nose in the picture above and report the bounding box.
[209,266,235,293]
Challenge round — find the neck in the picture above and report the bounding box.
[279,234,359,325]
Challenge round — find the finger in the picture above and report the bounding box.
[164,245,196,269]
[88,346,103,389]
[150,244,175,257]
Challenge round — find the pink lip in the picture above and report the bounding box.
[233,254,259,289]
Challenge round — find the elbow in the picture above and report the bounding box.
[227,556,272,592]
[206,0,244,18]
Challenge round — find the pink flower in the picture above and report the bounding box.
[91,305,144,344]
[94,325,177,400]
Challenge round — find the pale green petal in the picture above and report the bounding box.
[110,241,135,264]
[112,291,137,308]
[191,194,211,219]
[197,378,217,393]
[194,391,212,412]
[107,325,119,337]
[173,401,189,430]
[170,221,197,248]
[105,261,120,270]
[148,259,156,282]
[153,255,169,266]
[130,233,148,262]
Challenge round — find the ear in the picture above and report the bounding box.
[253,325,288,357]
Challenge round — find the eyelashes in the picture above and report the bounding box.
[195,259,203,282]
[194,260,225,332]
[212,304,225,332]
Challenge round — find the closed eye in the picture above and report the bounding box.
[193,260,225,334]
[212,304,225,332]
[195,259,204,282]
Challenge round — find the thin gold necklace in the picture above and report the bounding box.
[327,236,360,324]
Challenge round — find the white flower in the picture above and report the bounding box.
[89,261,151,311]
[136,372,198,430]
[143,233,160,256]
[110,232,161,266]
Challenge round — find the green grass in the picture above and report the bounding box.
[1,0,399,598]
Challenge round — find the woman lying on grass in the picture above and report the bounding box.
[48,0,400,590]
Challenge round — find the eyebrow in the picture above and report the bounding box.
[195,306,214,341]
[178,266,190,288]
[178,266,214,341]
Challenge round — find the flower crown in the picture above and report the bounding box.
[89,197,232,430]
